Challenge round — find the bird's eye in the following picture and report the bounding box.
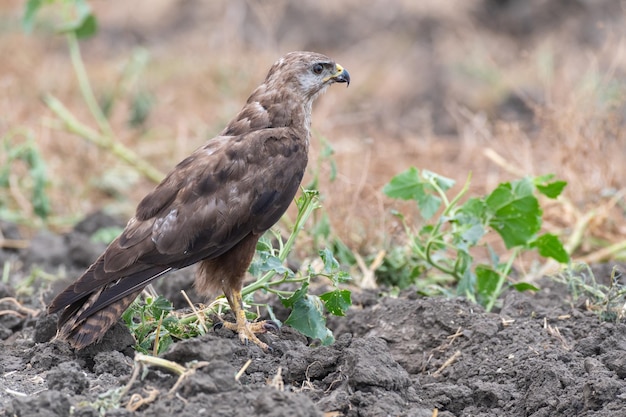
[312,63,324,75]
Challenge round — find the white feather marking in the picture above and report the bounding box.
[152,208,178,244]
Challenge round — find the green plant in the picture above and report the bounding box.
[122,294,180,355]
[23,0,164,184]
[556,264,626,322]
[383,167,570,311]
[122,189,351,353]
[0,129,51,223]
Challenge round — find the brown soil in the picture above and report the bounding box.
[2,215,626,416]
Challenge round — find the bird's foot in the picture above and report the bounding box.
[215,319,279,351]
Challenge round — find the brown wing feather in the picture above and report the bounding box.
[49,127,308,347]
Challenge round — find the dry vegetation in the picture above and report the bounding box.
[1,0,625,272]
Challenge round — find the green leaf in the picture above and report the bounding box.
[534,174,567,199]
[423,170,455,191]
[57,1,98,39]
[457,197,486,221]
[280,284,305,309]
[320,289,352,316]
[255,237,273,252]
[249,251,293,277]
[536,180,567,199]
[156,334,173,355]
[485,179,541,248]
[457,268,476,301]
[22,0,43,32]
[475,265,501,304]
[531,233,570,263]
[511,282,540,292]
[416,193,441,220]
[282,284,334,345]
[319,248,340,273]
[452,199,488,249]
[454,223,485,250]
[149,295,173,319]
[383,167,423,200]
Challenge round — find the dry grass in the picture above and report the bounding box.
[1,0,625,263]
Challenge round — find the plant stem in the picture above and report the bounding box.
[134,353,186,375]
[443,172,472,217]
[484,247,520,312]
[66,32,114,139]
[43,94,164,183]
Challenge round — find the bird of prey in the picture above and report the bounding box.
[48,51,350,351]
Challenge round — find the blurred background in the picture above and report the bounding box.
[1,0,626,270]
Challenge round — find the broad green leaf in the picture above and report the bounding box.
[73,13,97,38]
[511,282,540,292]
[458,197,487,219]
[417,193,441,220]
[280,283,308,309]
[249,252,293,277]
[57,0,98,38]
[320,289,352,316]
[531,233,570,263]
[536,180,567,199]
[255,237,273,252]
[149,295,173,319]
[485,179,542,248]
[511,177,535,196]
[423,170,455,191]
[453,199,487,248]
[383,167,424,200]
[283,290,334,345]
[156,334,173,355]
[453,223,485,250]
[475,265,501,303]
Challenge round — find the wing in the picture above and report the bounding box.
[49,127,308,315]
[123,126,308,266]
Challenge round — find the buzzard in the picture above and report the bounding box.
[48,51,350,351]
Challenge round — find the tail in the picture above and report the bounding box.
[48,256,172,349]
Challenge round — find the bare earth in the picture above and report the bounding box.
[1,215,626,416]
[2,1,626,416]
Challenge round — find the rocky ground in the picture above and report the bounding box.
[1,215,626,417]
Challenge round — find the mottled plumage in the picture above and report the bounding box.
[48,51,349,350]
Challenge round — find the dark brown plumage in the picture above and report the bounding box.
[47,51,350,351]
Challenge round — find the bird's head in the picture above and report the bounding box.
[264,51,350,101]
[225,51,350,135]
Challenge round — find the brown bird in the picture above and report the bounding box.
[48,51,350,351]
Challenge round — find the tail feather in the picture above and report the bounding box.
[61,291,141,349]
[74,266,172,322]
[49,256,173,349]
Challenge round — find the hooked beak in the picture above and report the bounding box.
[326,63,350,86]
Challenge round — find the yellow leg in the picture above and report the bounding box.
[219,287,276,351]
